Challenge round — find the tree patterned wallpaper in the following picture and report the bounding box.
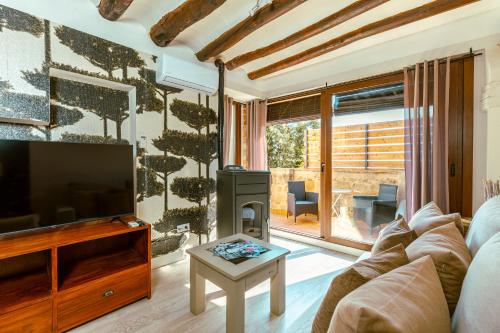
[0,4,218,258]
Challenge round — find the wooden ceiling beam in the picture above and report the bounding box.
[196,0,307,62]
[248,0,479,80]
[226,0,389,70]
[98,0,134,21]
[150,0,226,47]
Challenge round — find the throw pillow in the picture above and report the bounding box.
[329,256,450,333]
[465,195,500,257]
[452,232,500,332]
[311,244,409,333]
[409,201,464,236]
[371,218,417,255]
[405,222,472,314]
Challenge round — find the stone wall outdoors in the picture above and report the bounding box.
[270,168,405,216]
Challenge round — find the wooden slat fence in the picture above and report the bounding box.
[306,120,405,170]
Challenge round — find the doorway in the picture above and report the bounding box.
[266,118,321,237]
[263,58,473,250]
[320,73,405,250]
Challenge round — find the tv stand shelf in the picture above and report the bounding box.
[58,249,147,291]
[0,216,151,332]
[0,271,52,314]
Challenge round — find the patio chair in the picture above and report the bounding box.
[353,184,398,233]
[287,181,319,223]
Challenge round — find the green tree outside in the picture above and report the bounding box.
[266,120,319,168]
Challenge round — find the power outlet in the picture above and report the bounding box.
[177,223,190,232]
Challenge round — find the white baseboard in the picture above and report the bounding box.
[270,229,365,258]
[152,249,186,269]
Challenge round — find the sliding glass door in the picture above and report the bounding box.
[320,74,405,249]
[264,62,472,249]
[267,117,322,237]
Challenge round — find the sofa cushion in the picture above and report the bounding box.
[328,256,450,333]
[371,218,416,255]
[465,196,500,257]
[405,223,471,314]
[409,201,463,236]
[452,232,500,332]
[312,244,409,333]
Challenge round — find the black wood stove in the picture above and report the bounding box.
[216,166,270,242]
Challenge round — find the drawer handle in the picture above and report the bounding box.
[103,289,115,298]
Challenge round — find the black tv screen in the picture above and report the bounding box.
[0,140,134,235]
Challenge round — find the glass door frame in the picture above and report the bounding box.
[319,72,404,251]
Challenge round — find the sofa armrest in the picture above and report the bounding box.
[306,191,319,203]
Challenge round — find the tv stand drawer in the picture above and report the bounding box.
[57,266,148,332]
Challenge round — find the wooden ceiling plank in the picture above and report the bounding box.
[248,0,479,80]
[226,0,389,70]
[196,0,307,62]
[150,0,226,47]
[98,0,135,21]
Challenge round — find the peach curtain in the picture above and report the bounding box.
[404,58,450,218]
[223,95,233,166]
[246,99,267,170]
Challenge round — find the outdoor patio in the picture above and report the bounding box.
[268,119,405,244]
[271,212,389,243]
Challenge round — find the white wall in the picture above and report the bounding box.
[483,45,500,182]
[474,55,488,213]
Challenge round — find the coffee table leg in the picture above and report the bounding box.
[226,280,245,333]
[190,258,206,315]
[270,258,286,315]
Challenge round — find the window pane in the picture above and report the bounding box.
[267,119,321,237]
[331,83,405,244]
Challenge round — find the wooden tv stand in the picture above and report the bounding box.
[0,216,151,333]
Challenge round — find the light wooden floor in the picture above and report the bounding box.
[71,237,355,333]
[271,213,384,243]
[271,213,321,237]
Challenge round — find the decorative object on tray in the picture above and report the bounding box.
[211,239,269,263]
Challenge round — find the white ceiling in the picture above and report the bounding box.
[103,0,500,97]
[1,0,500,99]
[122,0,499,73]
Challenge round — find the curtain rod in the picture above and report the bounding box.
[404,49,483,70]
[268,49,482,105]
[267,71,401,105]
[232,99,267,106]
[267,91,322,105]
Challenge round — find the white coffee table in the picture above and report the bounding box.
[186,233,290,333]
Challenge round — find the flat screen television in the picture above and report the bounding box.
[0,140,134,236]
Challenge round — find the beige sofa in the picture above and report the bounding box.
[349,196,500,332]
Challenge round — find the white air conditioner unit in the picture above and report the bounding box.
[156,54,218,95]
